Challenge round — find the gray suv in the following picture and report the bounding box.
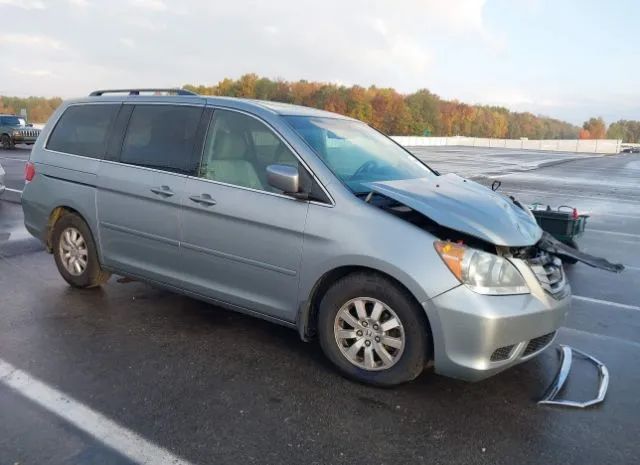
[1,114,40,149]
[21,88,571,386]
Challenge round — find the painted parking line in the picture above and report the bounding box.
[587,229,640,239]
[502,187,640,206]
[582,212,640,220]
[573,295,640,312]
[560,327,640,349]
[0,358,195,465]
[4,188,22,194]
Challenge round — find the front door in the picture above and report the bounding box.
[180,108,309,322]
[97,103,204,285]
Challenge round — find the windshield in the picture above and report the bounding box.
[285,116,435,194]
[3,116,25,126]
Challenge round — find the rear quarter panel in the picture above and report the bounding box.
[21,103,102,255]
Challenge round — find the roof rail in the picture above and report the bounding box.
[89,88,198,97]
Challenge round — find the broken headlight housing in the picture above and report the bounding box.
[434,241,529,295]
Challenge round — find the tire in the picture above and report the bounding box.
[52,212,111,288]
[1,134,14,150]
[317,272,430,386]
[561,239,579,265]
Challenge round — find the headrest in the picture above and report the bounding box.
[214,131,247,160]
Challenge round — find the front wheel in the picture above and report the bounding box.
[318,272,430,386]
[1,134,14,150]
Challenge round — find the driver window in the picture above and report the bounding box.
[199,110,299,193]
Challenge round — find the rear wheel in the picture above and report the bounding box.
[318,272,430,386]
[52,213,111,288]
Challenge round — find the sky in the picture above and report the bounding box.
[0,0,638,125]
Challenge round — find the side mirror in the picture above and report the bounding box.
[266,164,300,195]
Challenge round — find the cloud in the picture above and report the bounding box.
[0,33,63,50]
[119,38,135,48]
[130,0,167,11]
[10,67,56,78]
[0,0,45,9]
[0,0,515,110]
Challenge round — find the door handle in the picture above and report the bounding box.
[150,186,175,197]
[189,194,217,206]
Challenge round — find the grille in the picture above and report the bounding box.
[490,344,515,362]
[527,252,565,296]
[19,129,39,138]
[523,332,555,357]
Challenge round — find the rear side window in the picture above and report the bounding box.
[120,105,203,175]
[47,104,119,158]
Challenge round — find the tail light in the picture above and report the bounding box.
[25,161,35,182]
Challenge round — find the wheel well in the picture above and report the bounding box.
[45,206,80,252]
[301,266,433,354]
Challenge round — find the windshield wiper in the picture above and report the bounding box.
[354,191,377,203]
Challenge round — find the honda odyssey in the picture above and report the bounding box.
[22,88,574,386]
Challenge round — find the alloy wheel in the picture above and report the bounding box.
[334,297,406,371]
[59,227,89,276]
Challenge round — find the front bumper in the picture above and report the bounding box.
[426,284,571,381]
[12,134,38,144]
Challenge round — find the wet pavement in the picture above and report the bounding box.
[1,149,639,465]
[411,146,602,178]
[0,146,30,203]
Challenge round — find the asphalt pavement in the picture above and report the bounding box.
[1,147,639,465]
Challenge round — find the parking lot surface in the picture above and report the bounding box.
[410,146,602,178]
[1,147,639,465]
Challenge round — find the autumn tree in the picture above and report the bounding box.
[0,96,62,123]
[582,117,607,139]
[578,128,591,139]
[3,74,622,139]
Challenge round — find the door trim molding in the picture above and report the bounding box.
[100,221,180,246]
[181,241,297,276]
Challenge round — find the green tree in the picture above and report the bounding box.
[405,89,441,136]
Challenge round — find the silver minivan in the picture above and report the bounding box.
[22,89,572,386]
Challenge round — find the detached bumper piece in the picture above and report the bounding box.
[538,232,624,273]
[538,345,609,408]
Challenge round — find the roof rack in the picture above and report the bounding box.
[89,88,197,96]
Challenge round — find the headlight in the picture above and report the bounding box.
[434,241,529,295]
[11,130,20,136]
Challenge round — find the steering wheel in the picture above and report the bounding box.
[349,160,378,180]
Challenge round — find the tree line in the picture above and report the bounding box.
[186,75,639,142]
[2,75,638,142]
[184,75,582,139]
[0,96,62,125]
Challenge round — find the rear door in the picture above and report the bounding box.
[180,108,310,322]
[97,103,205,285]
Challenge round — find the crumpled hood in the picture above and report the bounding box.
[364,174,543,247]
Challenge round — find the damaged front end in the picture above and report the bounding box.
[363,174,624,276]
[359,174,622,381]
